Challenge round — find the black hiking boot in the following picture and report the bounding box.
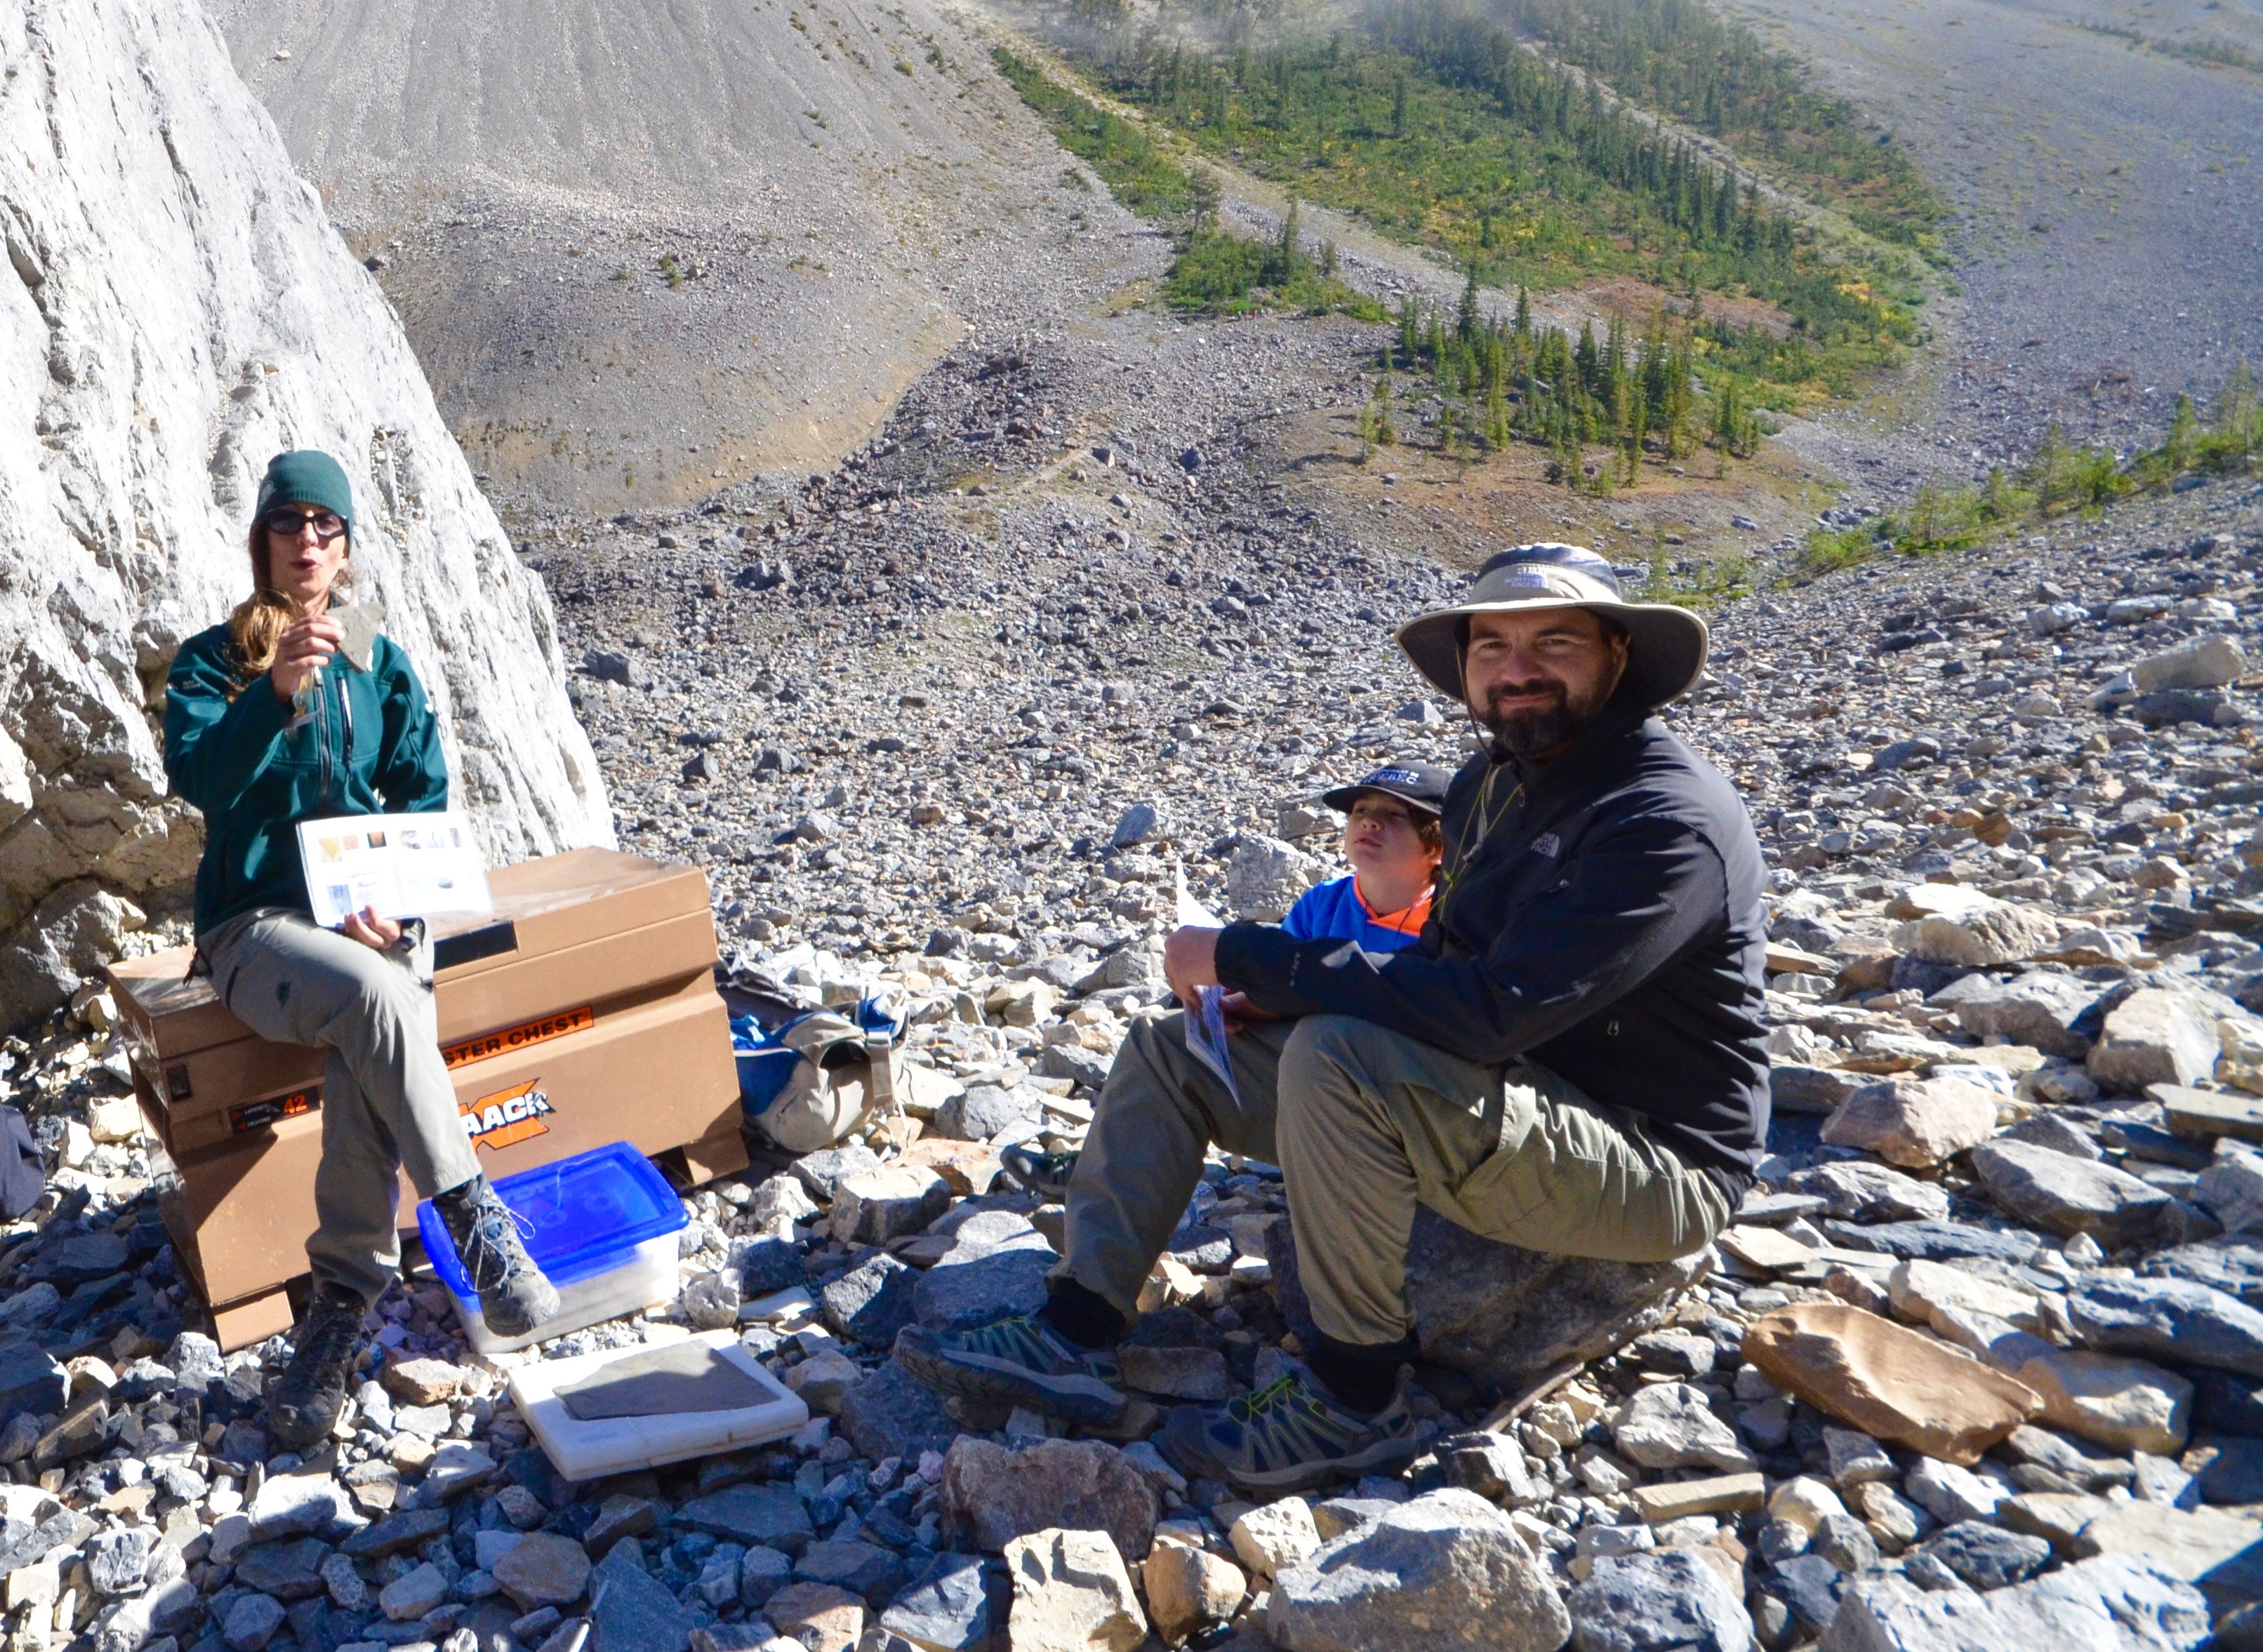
[434,1174,560,1338]
[267,1281,369,1451]
[999,1143,1079,1202]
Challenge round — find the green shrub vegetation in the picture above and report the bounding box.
[1793,365,2263,579]
[995,50,1380,317]
[993,47,1193,218]
[1480,0,1942,244]
[993,0,1945,484]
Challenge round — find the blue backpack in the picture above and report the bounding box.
[731,997,905,1152]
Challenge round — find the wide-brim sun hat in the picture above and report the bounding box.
[1395,542,1708,712]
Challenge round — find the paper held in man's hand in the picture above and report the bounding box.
[1175,864,1224,930]
[296,812,493,928]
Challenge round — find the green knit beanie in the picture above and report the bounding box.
[253,450,356,530]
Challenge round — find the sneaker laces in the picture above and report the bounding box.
[458,1192,540,1295]
[1230,1374,1307,1423]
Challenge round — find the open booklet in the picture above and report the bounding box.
[296,811,494,928]
[1174,866,1240,1103]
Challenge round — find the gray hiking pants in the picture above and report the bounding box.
[201,907,481,1303]
[1059,1011,1732,1347]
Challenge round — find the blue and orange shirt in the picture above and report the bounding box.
[1280,874,1433,954]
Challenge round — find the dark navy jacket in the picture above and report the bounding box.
[1216,700,1770,1197]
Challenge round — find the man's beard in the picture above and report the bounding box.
[1480,679,1605,759]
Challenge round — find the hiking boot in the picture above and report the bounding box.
[267,1281,369,1451]
[434,1174,559,1338]
[894,1312,1127,1425]
[999,1143,1079,1203]
[1158,1365,1421,1496]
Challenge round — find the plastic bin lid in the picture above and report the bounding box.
[416,1141,687,1298]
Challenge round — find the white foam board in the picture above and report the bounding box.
[510,1329,809,1481]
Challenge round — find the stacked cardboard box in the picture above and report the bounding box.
[107,848,745,1348]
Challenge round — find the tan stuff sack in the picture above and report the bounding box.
[755,1011,901,1154]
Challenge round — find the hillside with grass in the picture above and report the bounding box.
[991,0,1946,498]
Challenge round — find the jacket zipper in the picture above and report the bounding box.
[336,669,355,793]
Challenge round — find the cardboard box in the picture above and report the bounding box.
[109,848,746,1348]
[109,849,718,1131]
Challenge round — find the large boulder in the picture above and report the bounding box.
[1225,835,1328,921]
[1266,1209,1707,1394]
[0,0,610,1032]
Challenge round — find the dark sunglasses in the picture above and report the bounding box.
[265,509,347,542]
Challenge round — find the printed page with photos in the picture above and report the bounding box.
[296,811,494,928]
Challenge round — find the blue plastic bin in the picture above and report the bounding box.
[415,1142,687,1353]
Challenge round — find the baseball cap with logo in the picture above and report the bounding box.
[1320,763,1453,820]
[1394,542,1708,712]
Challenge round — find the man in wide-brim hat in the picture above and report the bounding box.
[898,542,1770,1495]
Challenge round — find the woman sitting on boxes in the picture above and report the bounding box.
[164,450,558,1448]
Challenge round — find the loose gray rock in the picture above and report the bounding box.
[933,1084,1041,1143]
[1111,803,1162,847]
[912,1246,1055,1333]
[880,1552,1004,1651]
[222,1594,289,1652]
[1930,972,2099,1059]
[1970,1139,2172,1248]
[1817,1553,2206,1652]
[679,1270,742,1331]
[939,1437,1158,1561]
[819,1251,919,1350]
[791,1146,881,1203]
[2069,1276,2263,1377]
[1270,1488,1572,1652]
[85,1526,153,1594]
[1269,1208,1707,1392]
[1570,1547,1755,1652]
[677,1486,815,1556]
[2087,987,2234,1094]
[1913,1521,2052,1590]
[1225,834,1327,921]
[1612,1383,1760,1473]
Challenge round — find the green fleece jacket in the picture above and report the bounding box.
[165,622,449,935]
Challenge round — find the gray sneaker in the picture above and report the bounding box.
[434,1175,559,1338]
[894,1312,1127,1424]
[1159,1365,1421,1496]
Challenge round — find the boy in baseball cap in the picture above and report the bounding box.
[1281,764,1453,954]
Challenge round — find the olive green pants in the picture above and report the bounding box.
[201,907,483,1304]
[1060,1011,1732,1346]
